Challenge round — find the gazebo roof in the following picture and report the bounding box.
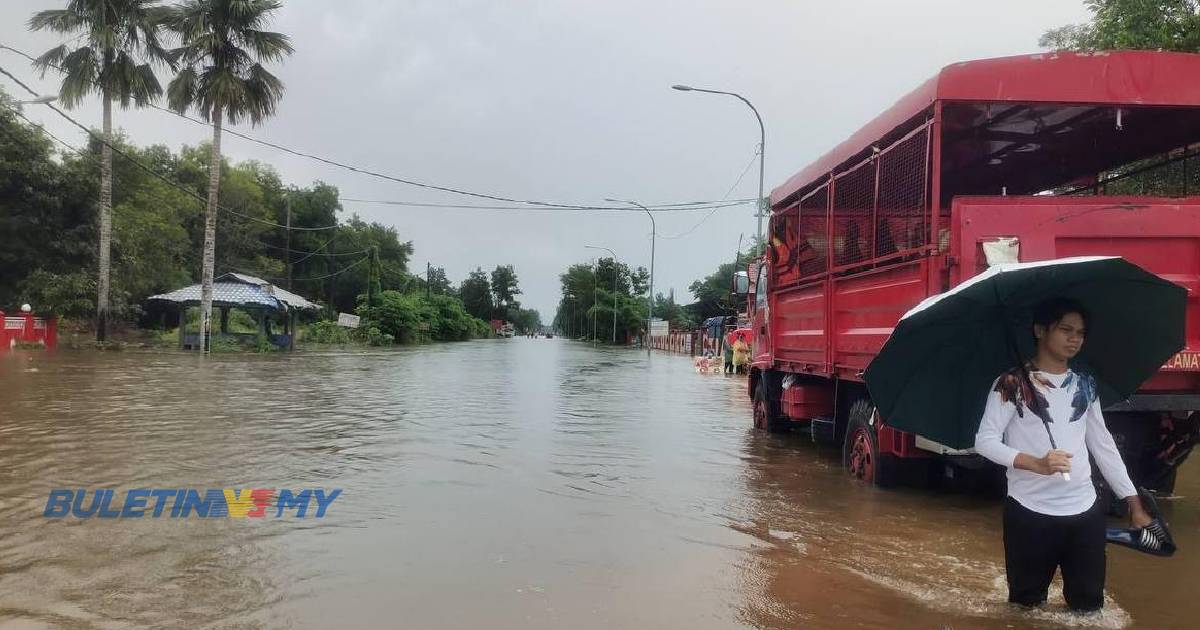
[147,273,320,312]
[221,273,320,311]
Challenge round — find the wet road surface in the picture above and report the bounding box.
[0,339,1196,629]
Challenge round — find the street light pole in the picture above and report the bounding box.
[591,258,598,347]
[605,199,654,356]
[567,294,576,340]
[585,245,619,345]
[671,85,766,243]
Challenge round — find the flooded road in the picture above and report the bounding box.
[0,340,1195,629]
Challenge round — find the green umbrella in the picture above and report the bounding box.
[864,256,1187,450]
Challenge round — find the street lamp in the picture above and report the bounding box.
[672,84,766,243]
[585,245,619,345]
[14,95,57,110]
[605,198,654,356]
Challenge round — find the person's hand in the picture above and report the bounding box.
[1036,449,1073,476]
[1127,497,1154,529]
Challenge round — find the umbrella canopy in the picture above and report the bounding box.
[726,328,752,346]
[864,256,1187,449]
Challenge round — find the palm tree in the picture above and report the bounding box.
[29,0,172,342]
[165,0,292,352]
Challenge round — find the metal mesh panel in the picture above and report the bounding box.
[771,203,803,285]
[875,128,929,257]
[1101,151,1194,196]
[833,162,876,266]
[798,185,829,276]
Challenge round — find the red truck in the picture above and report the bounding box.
[746,51,1200,493]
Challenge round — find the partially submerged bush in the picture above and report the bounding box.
[304,320,352,344]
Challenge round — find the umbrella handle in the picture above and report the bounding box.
[1060,472,1071,482]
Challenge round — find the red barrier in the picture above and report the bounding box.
[650,331,701,355]
[0,309,57,351]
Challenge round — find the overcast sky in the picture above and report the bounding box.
[0,0,1091,320]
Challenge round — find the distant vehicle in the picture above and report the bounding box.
[500,323,515,338]
[742,51,1200,494]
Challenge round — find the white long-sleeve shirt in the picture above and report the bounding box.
[974,367,1137,516]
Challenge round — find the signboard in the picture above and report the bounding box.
[649,318,669,337]
[1163,351,1200,371]
[336,313,360,328]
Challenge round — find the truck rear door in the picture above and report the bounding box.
[953,196,1200,392]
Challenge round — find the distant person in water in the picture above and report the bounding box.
[974,297,1153,612]
[731,332,750,375]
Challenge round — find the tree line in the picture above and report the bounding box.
[3,0,546,346]
[0,86,538,341]
[550,241,763,342]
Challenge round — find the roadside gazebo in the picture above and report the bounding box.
[147,273,320,350]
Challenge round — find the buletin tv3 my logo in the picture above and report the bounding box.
[44,488,341,518]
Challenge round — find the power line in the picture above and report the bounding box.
[255,238,368,259]
[2,43,755,212]
[2,100,342,238]
[340,197,751,213]
[660,146,761,239]
[224,255,369,283]
[0,63,342,232]
[1,107,361,266]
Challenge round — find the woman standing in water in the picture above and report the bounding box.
[974,297,1153,612]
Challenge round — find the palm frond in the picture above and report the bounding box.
[31,0,174,109]
[32,44,71,77]
[169,0,213,44]
[166,64,200,116]
[239,62,284,125]
[234,29,292,62]
[107,52,163,108]
[28,9,84,34]
[57,47,101,107]
[165,0,291,125]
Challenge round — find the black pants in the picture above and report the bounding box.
[1003,497,1106,611]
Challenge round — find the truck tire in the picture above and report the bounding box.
[842,400,897,486]
[753,374,787,433]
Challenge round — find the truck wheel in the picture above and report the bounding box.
[842,400,896,486]
[753,377,787,433]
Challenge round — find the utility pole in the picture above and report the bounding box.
[607,199,654,355]
[285,193,292,290]
[586,246,620,345]
[426,262,431,298]
[592,258,598,347]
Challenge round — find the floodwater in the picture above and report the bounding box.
[0,340,1195,630]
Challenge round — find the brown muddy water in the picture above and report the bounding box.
[0,340,1195,630]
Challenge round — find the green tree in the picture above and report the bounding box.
[687,242,763,321]
[507,306,542,334]
[427,266,453,295]
[0,91,96,306]
[490,264,521,317]
[1041,1,1200,51]
[460,267,493,320]
[165,0,293,350]
[332,214,412,313]
[29,0,172,340]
